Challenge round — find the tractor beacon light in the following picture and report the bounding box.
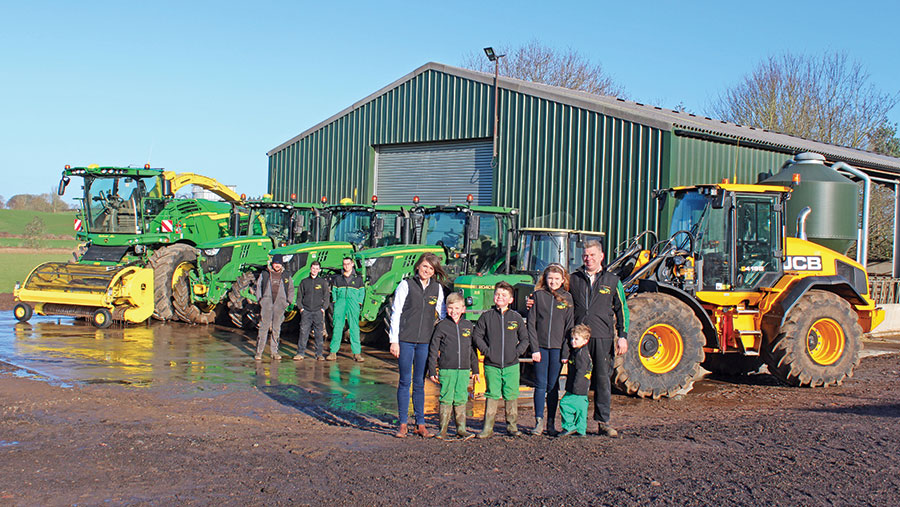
[291,193,297,200]
[144,164,151,169]
[372,195,378,204]
[413,195,420,204]
[467,194,474,203]
[792,173,802,184]
[321,196,328,204]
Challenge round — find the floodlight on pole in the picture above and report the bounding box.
[483,47,506,167]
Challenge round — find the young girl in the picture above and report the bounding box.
[389,252,447,438]
[526,263,574,435]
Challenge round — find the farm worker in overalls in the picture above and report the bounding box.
[327,257,366,362]
[255,254,295,361]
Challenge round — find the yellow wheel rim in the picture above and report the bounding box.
[807,318,844,366]
[94,312,107,326]
[172,262,193,290]
[15,306,26,319]
[359,320,379,332]
[639,324,684,374]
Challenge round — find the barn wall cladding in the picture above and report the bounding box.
[268,62,900,254]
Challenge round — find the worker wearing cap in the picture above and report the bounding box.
[255,254,295,361]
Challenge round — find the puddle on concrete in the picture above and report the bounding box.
[0,440,20,447]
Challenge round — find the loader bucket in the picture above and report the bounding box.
[14,262,155,324]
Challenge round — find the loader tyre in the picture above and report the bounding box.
[172,270,216,325]
[14,303,33,323]
[702,354,764,376]
[613,292,705,399]
[147,244,198,321]
[763,290,861,387]
[227,271,259,329]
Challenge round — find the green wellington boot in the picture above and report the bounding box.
[454,405,474,440]
[505,399,522,437]
[436,404,453,440]
[477,399,499,439]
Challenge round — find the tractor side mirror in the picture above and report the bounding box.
[466,215,480,241]
[58,176,70,196]
[394,216,404,238]
[711,192,726,209]
[161,178,174,198]
[373,216,385,239]
[293,214,305,235]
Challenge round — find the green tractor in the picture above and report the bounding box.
[454,227,605,314]
[172,198,330,324]
[13,165,240,327]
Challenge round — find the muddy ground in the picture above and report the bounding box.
[1,302,899,505]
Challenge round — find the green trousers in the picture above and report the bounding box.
[438,369,470,406]
[330,289,361,354]
[483,364,519,401]
[559,393,588,435]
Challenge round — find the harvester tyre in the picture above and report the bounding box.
[92,308,113,329]
[14,303,33,323]
[612,293,705,399]
[702,354,764,376]
[147,244,199,321]
[763,290,861,387]
[172,271,217,325]
[227,271,259,329]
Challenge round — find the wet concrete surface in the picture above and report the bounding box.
[0,313,445,421]
[3,312,899,423]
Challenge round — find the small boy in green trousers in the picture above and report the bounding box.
[427,293,479,440]
[558,324,593,437]
[473,281,540,438]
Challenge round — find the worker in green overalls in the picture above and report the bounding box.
[327,257,366,362]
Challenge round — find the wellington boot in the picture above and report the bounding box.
[436,404,452,440]
[454,405,474,440]
[531,417,545,436]
[505,399,522,437]
[477,399,499,439]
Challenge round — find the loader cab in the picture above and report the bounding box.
[420,204,518,279]
[667,184,787,292]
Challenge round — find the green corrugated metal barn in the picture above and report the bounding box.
[267,62,900,254]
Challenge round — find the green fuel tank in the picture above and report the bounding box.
[762,152,859,255]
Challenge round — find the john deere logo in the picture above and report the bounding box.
[428,296,438,306]
[314,284,322,290]
[461,329,471,338]
[598,286,611,294]
[556,301,569,309]
[507,321,519,330]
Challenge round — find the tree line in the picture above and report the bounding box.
[0,191,73,213]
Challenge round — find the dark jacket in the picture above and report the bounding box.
[397,277,443,344]
[526,288,574,353]
[427,317,477,377]
[473,307,529,369]
[564,343,593,396]
[569,268,628,340]
[298,275,330,312]
[256,269,295,311]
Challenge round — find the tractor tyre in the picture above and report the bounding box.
[147,244,199,321]
[763,290,861,387]
[612,292,705,399]
[702,354,764,376]
[227,271,260,329]
[14,303,33,323]
[92,308,113,329]
[172,271,217,325]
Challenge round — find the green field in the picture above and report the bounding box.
[0,209,77,237]
[0,238,78,249]
[0,251,72,294]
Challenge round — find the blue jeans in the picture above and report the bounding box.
[397,341,429,425]
[533,347,562,423]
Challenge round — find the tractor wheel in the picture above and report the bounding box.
[172,271,217,325]
[227,271,260,329]
[92,308,113,329]
[14,303,33,323]
[763,290,861,387]
[147,244,198,321]
[360,318,387,346]
[702,354,764,376]
[612,292,705,399]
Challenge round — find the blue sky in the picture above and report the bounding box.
[1,0,898,201]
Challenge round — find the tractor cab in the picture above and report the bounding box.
[419,197,518,280]
[243,199,326,247]
[327,200,413,250]
[517,228,606,275]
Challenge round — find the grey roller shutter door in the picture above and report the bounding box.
[375,140,493,205]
